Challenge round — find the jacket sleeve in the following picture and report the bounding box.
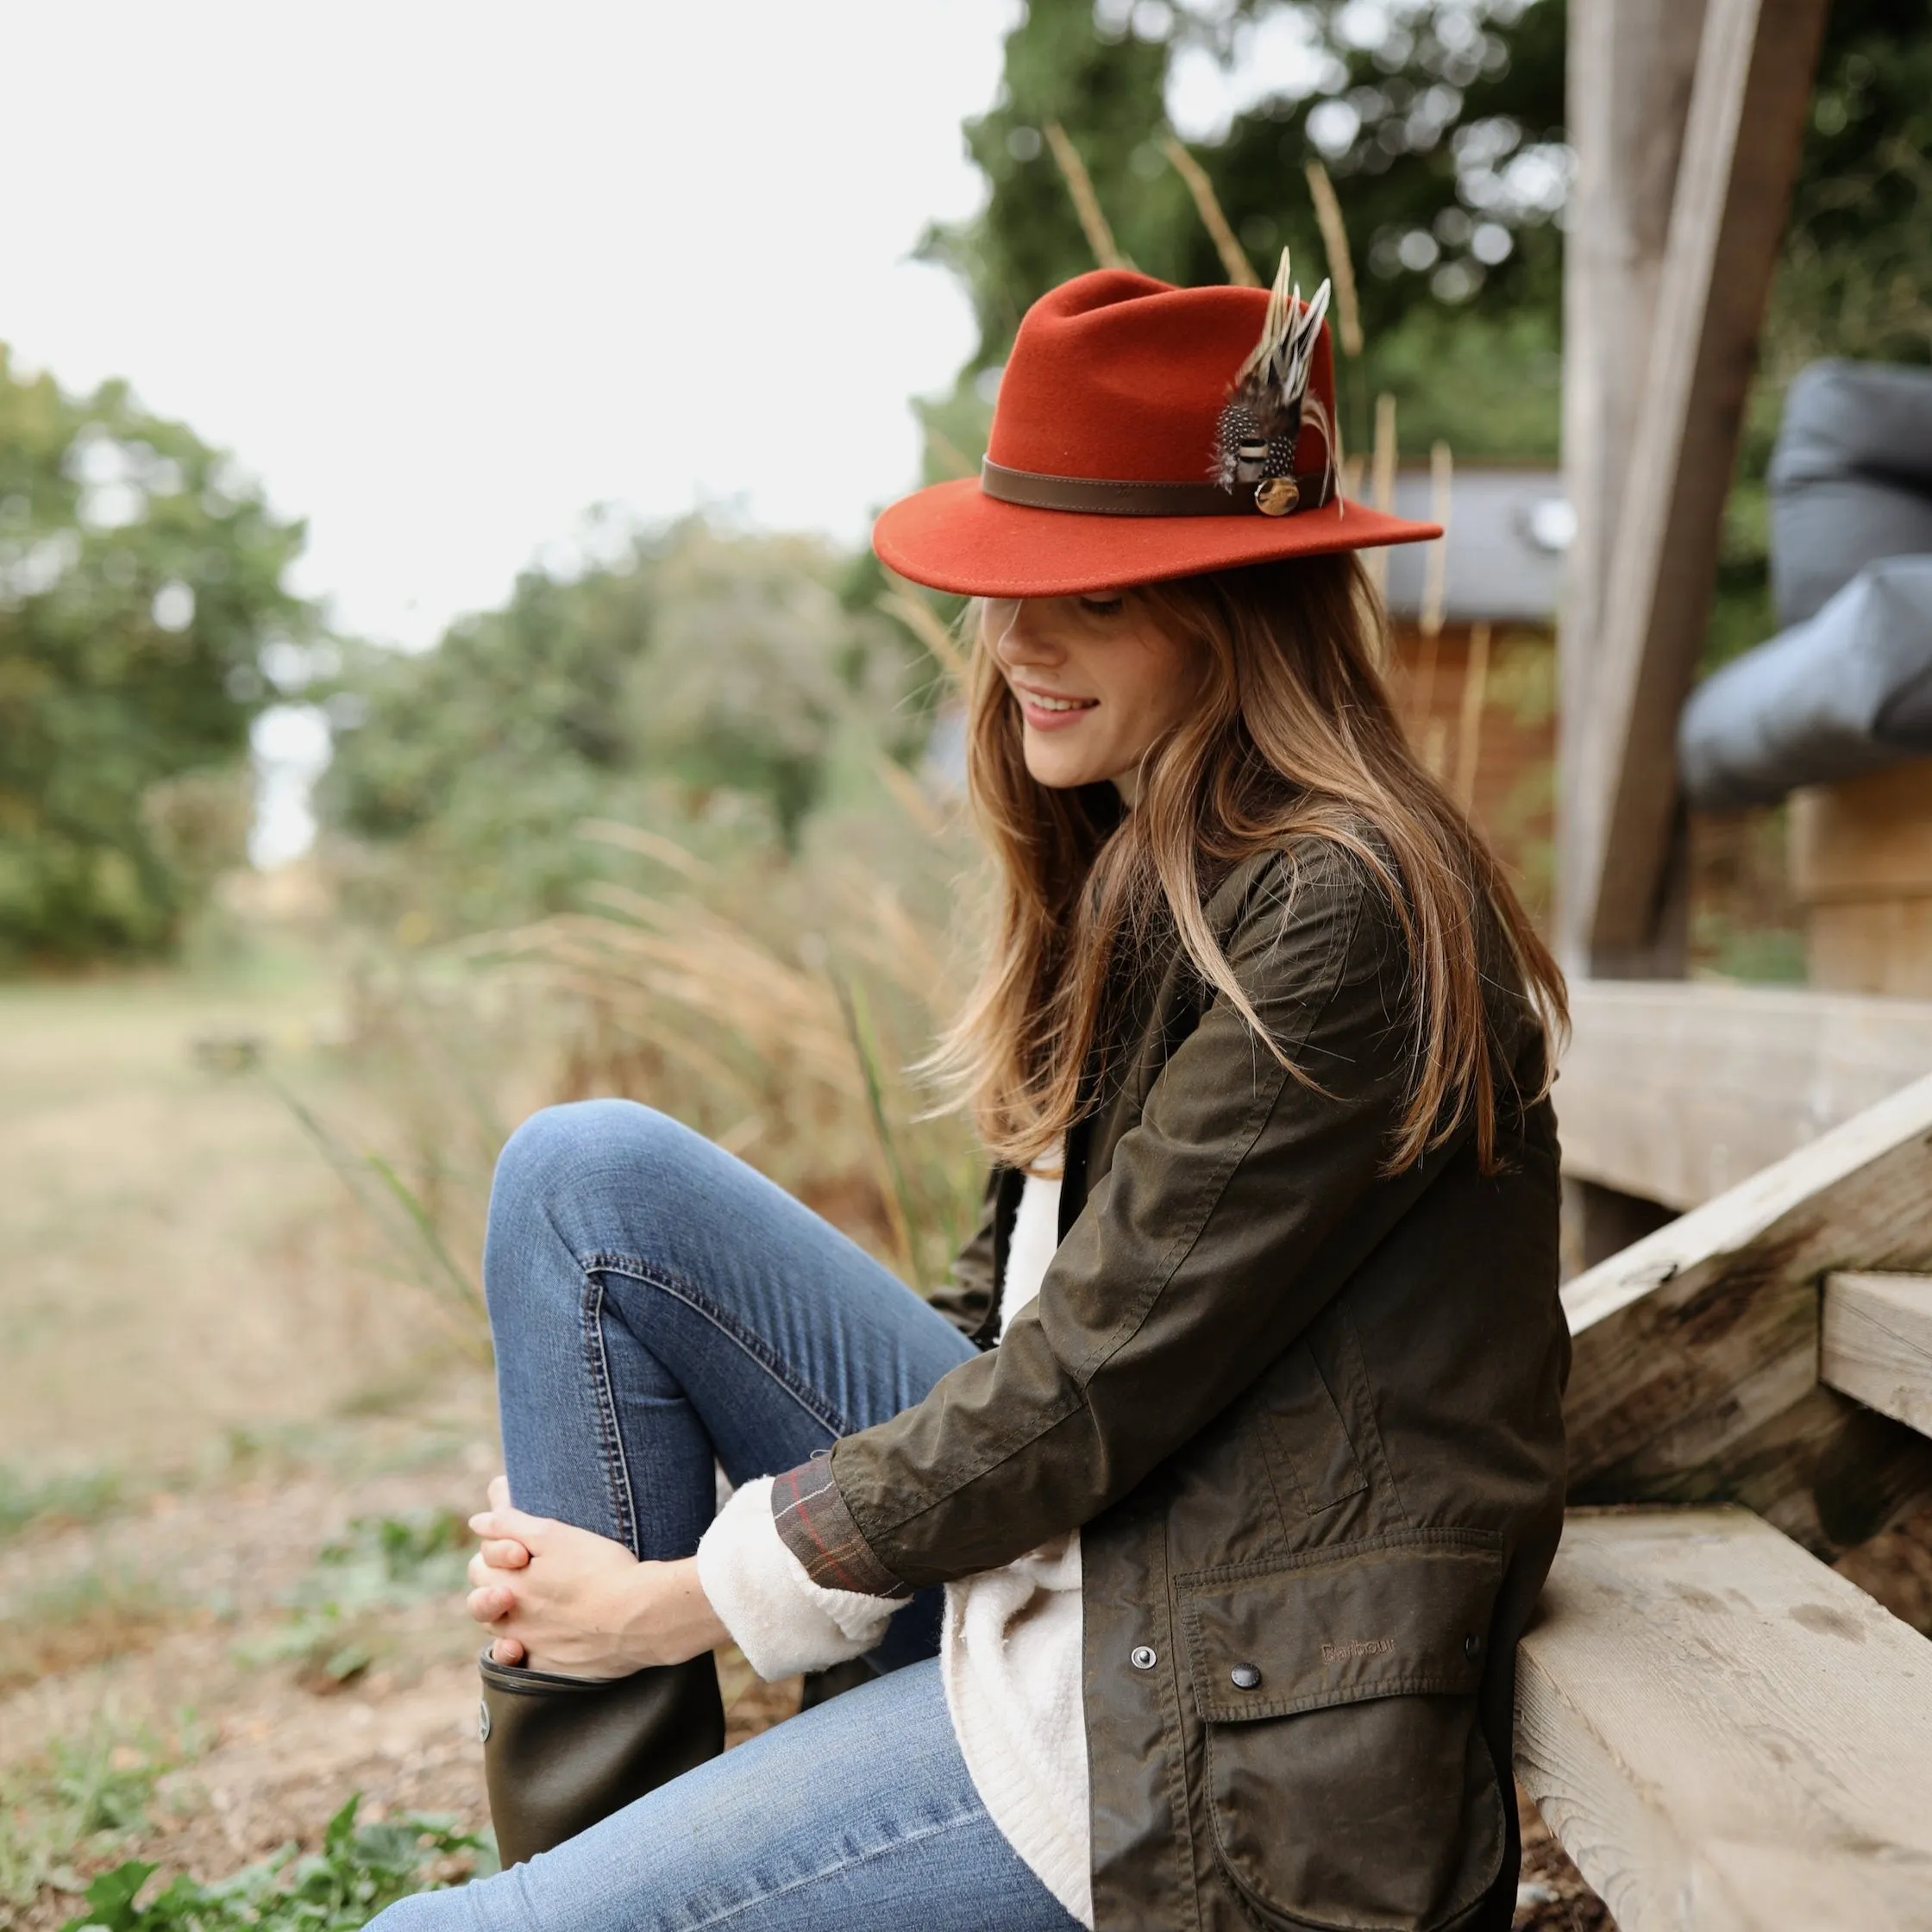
[771,842,1418,1594]
[922,1170,1000,1342]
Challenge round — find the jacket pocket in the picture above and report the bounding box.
[1177,1529,1506,1932]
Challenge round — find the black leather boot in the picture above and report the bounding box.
[477,1650,725,1866]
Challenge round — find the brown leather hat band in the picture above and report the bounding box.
[980,456,1333,519]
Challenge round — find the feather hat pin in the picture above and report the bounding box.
[1214,248,1333,515]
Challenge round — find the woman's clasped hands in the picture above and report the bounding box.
[466,1475,727,1677]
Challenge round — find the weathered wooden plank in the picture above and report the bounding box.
[1822,1272,1932,1440]
[1788,765,1932,994]
[1516,1507,1932,1932]
[1790,761,1932,903]
[1562,1071,1932,1556]
[1559,979,1932,1208]
[1560,0,1828,970]
[1559,0,1708,979]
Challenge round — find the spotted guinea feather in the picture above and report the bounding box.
[1214,248,1333,491]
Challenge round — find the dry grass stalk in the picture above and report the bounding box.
[1408,628,1440,747]
[1420,440,1453,639]
[879,584,969,686]
[1304,160,1364,358]
[922,426,979,480]
[1044,122,1130,272]
[577,819,716,882]
[870,750,950,840]
[1454,621,1493,814]
[1363,392,1398,605]
[1162,135,1260,286]
[480,812,984,1288]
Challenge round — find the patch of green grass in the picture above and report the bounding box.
[60,1794,486,1932]
[0,1464,126,1541]
[0,1566,179,1692]
[0,1716,199,1908]
[239,1512,471,1690]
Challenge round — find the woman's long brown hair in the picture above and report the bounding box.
[928,551,1567,1176]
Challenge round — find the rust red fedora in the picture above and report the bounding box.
[875,267,1440,599]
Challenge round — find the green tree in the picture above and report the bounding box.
[319,517,932,940]
[919,0,1566,468]
[919,0,1929,479]
[0,345,311,965]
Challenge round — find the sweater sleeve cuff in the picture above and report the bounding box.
[771,1452,910,1598]
[694,1476,897,1681]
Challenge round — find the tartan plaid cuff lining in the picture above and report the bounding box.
[770,1453,909,1600]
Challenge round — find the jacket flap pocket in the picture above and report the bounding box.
[1178,1529,1503,1723]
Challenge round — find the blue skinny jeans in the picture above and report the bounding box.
[373,1099,1079,1932]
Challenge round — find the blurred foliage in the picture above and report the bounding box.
[0,344,311,966]
[485,771,989,1290]
[307,528,983,1290]
[318,517,941,941]
[919,0,1565,467]
[920,0,1930,674]
[298,740,986,1308]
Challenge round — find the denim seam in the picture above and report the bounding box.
[665,1797,993,1930]
[580,1252,856,1441]
[579,1273,641,1555]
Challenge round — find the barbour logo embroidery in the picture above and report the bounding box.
[1320,1636,1396,1663]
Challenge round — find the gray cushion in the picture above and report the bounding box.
[1678,555,1932,809]
[1769,360,1932,626]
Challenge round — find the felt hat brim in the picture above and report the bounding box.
[874,476,1442,599]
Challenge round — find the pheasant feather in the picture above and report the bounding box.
[1214,248,1333,496]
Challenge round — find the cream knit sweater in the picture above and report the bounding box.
[696,1162,1091,1926]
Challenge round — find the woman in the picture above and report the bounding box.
[381,264,1569,1932]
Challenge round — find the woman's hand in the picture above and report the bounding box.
[466,1477,728,1676]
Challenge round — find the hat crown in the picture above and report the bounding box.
[985,270,1336,486]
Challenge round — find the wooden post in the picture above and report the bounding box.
[1557,0,1827,976]
[1559,0,1709,951]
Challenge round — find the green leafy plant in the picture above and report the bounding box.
[0,1715,196,1909]
[242,1512,472,1690]
[60,1795,485,1932]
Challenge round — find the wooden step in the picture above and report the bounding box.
[1516,1508,1932,1931]
[1562,1070,1932,1558]
[1561,978,1932,1210]
[1822,1272,1932,1438]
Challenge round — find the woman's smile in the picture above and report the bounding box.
[1012,680,1101,731]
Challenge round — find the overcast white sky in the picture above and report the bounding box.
[2,1,1021,651]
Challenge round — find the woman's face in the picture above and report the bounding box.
[982,593,1207,794]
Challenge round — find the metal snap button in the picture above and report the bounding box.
[1229,1663,1262,1690]
[1130,1645,1157,1671]
[1464,1634,1482,1659]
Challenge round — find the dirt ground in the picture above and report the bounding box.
[0,953,1624,1929]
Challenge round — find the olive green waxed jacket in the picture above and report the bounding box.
[825,837,1568,1932]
